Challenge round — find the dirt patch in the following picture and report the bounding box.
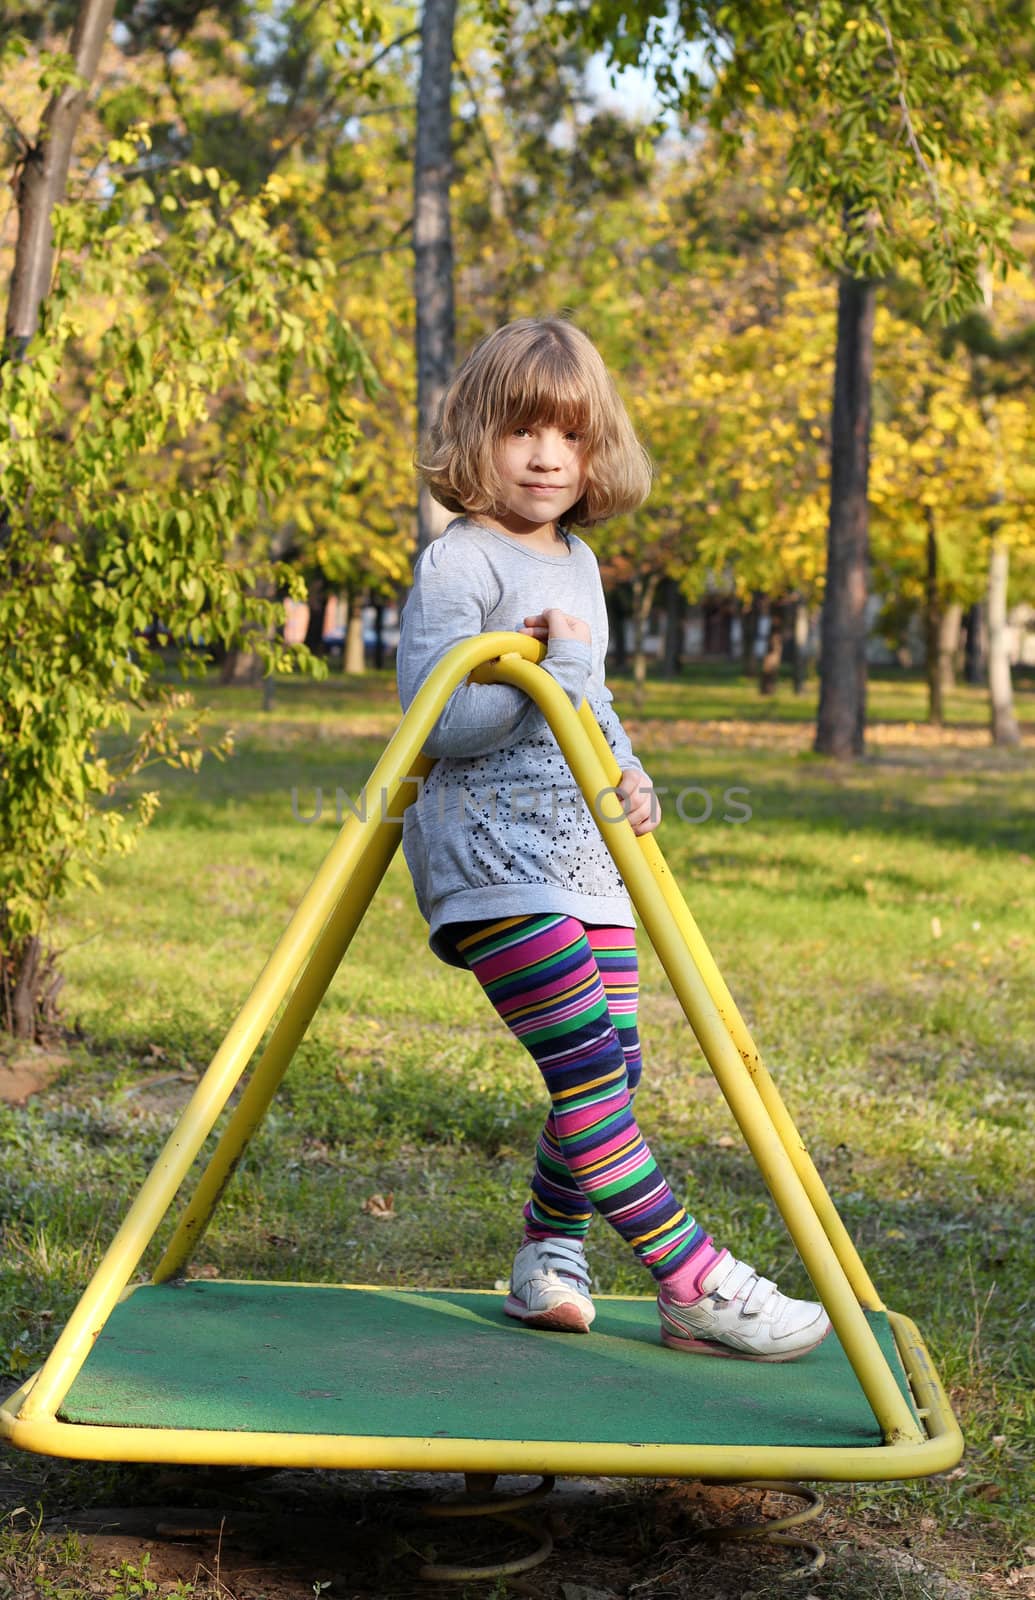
[623,716,1032,758]
[0,1049,68,1105]
[24,1469,1011,1600]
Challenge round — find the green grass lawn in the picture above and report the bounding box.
[1,664,1033,1600]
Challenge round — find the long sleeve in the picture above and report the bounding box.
[396,536,594,759]
[591,684,644,775]
[583,558,643,775]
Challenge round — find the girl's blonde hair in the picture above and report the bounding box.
[418,316,653,527]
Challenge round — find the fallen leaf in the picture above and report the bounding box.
[362,1192,395,1218]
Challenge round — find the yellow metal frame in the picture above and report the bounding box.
[1,634,963,1481]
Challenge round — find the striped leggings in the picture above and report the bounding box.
[445,912,710,1283]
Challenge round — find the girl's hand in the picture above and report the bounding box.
[520,609,592,645]
[618,768,661,836]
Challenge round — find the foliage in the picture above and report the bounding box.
[471,92,1034,632]
[93,0,423,596]
[871,270,1035,631]
[544,0,1033,321]
[0,126,373,1029]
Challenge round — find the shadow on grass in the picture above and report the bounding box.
[659,760,1033,857]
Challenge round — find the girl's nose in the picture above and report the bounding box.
[528,431,564,468]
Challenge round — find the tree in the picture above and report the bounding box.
[2,0,116,359]
[540,0,1030,753]
[88,0,424,681]
[0,91,371,1038]
[414,0,457,556]
[870,227,1035,732]
[946,265,1035,745]
[869,354,984,724]
[817,270,875,751]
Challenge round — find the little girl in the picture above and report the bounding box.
[396,316,830,1362]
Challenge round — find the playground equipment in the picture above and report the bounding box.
[1,633,962,1564]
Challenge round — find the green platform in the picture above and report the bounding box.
[57,1281,917,1449]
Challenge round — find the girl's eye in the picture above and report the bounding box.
[512,425,581,441]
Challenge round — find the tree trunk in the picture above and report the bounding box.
[661,578,683,677]
[939,602,961,700]
[946,603,965,685]
[815,274,876,758]
[963,602,986,685]
[344,591,366,674]
[972,268,1020,746]
[987,538,1019,746]
[4,0,117,358]
[220,573,274,687]
[2,931,65,1042]
[759,598,784,695]
[220,648,263,685]
[630,572,658,707]
[1,0,116,1043]
[607,584,628,670]
[924,506,943,726]
[414,0,457,559]
[372,601,386,670]
[791,597,810,694]
[304,577,328,658]
[741,595,758,677]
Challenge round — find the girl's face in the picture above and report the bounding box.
[490,421,588,536]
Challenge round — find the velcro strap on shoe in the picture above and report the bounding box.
[528,1240,591,1289]
[707,1257,755,1302]
[707,1257,777,1316]
[741,1274,779,1317]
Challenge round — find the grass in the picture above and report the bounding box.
[1,661,1033,1599]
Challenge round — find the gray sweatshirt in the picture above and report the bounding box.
[396,516,644,968]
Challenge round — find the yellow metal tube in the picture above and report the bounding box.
[12,630,924,1456]
[153,755,434,1282]
[482,653,921,1445]
[574,704,883,1311]
[19,632,540,1423]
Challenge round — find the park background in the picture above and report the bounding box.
[1,2,1033,1598]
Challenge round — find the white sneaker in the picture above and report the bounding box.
[504,1238,595,1333]
[658,1253,831,1362]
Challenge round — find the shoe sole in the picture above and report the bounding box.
[660,1322,832,1363]
[504,1295,592,1333]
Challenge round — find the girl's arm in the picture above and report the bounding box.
[397,538,594,759]
[591,684,644,776]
